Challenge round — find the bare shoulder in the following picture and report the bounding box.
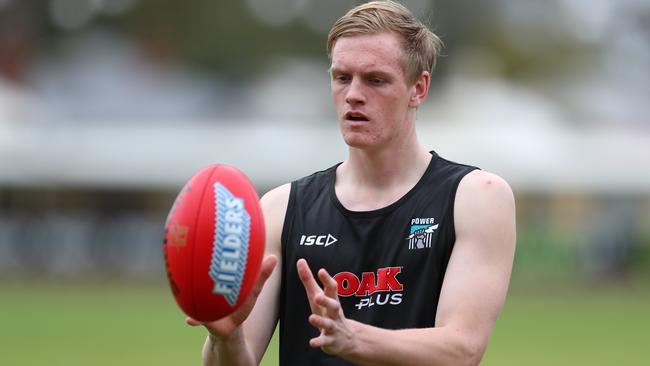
[456,170,515,214]
[260,183,291,210]
[457,170,514,204]
[259,183,291,250]
[454,170,516,244]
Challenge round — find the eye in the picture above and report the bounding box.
[334,74,351,83]
[368,77,384,85]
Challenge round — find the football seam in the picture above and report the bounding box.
[191,164,218,320]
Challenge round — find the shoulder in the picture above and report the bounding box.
[260,183,291,218]
[260,184,292,253]
[454,170,516,240]
[456,170,514,207]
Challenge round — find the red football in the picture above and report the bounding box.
[163,164,265,322]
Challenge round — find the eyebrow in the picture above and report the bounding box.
[328,66,340,74]
[329,66,393,78]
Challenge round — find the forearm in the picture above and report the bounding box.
[202,327,257,366]
[341,320,484,366]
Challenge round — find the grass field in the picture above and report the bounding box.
[1,280,648,365]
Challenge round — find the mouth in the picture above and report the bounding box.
[344,111,369,122]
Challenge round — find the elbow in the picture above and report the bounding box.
[460,346,483,366]
[455,338,487,366]
[443,331,487,366]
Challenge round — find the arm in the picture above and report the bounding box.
[298,170,516,366]
[189,183,290,366]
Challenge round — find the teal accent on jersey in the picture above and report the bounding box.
[410,224,431,234]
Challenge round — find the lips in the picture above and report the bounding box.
[344,111,369,122]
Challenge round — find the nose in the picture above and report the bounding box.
[345,78,365,106]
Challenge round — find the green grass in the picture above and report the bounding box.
[483,282,650,365]
[1,280,648,365]
[0,281,205,365]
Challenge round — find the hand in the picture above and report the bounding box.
[296,258,357,357]
[186,255,278,340]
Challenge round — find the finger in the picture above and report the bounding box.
[318,268,338,299]
[315,293,341,319]
[185,316,202,327]
[297,258,324,315]
[310,334,333,349]
[227,255,278,325]
[315,294,341,315]
[317,269,341,318]
[308,313,334,331]
[297,258,323,299]
[258,255,279,288]
[247,255,278,301]
[188,257,278,338]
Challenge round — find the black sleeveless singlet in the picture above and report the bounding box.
[278,151,478,365]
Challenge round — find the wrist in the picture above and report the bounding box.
[340,320,387,366]
[207,325,245,348]
[340,319,365,361]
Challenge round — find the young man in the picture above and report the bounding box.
[187,1,516,365]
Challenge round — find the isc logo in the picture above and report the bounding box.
[299,234,338,247]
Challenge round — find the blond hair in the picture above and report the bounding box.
[327,1,442,85]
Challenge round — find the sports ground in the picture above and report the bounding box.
[1,279,648,365]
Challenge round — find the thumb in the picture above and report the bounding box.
[185,316,203,327]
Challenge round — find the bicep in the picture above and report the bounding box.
[435,171,516,351]
[243,183,291,362]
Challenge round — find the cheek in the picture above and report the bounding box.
[376,98,401,122]
[331,87,346,108]
[384,93,410,118]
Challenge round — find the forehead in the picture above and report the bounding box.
[330,32,405,75]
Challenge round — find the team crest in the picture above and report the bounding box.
[407,217,438,250]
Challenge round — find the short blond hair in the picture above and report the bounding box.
[327,1,442,85]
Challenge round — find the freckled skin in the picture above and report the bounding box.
[330,33,419,151]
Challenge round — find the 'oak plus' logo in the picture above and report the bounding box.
[333,267,404,309]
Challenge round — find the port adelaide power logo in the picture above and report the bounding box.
[407,217,439,250]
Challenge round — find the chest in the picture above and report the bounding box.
[284,186,456,292]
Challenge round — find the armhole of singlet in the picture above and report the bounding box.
[278,180,297,347]
[448,167,480,246]
[280,180,298,252]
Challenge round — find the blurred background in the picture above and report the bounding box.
[0,0,649,365]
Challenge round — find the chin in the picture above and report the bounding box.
[341,130,381,150]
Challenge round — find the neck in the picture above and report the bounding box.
[334,140,431,211]
[340,138,431,190]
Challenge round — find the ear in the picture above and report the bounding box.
[408,71,430,108]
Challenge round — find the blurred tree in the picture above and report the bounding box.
[122,0,326,77]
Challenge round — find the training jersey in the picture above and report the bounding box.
[278,151,478,365]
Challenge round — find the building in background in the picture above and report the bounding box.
[0,0,648,280]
